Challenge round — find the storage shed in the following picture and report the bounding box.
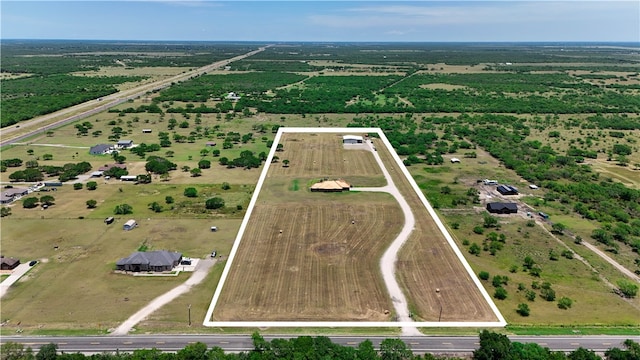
[123,219,137,231]
[342,135,364,144]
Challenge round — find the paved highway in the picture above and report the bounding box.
[0,45,270,148]
[1,334,637,354]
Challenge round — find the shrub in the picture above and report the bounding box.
[86,181,98,190]
[494,287,508,300]
[222,182,231,190]
[114,203,133,215]
[558,297,573,309]
[205,197,225,210]
[516,303,530,316]
[86,199,97,209]
[73,183,83,190]
[469,242,481,256]
[617,279,638,298]
[478,271,490,281]
[184,187,198,197]
[525,290,537,301]
[540,287,556,302]
[473,226,485,235]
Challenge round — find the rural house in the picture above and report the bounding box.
[89,144,113,155]
[310,179,351,192]
[0,256,20,270]
[342,135,364,144]
[123,219,137,231]
[115,251,182,272]
[1,188,29,204]
[486,202,518,214]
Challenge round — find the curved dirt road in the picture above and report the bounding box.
[351,140,420,336]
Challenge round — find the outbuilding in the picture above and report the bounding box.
[497,185,519,195]
[117,140,134,149]
[123,219,137,231]
[486,202,518,214]
[450,158,461,163]
[120,175,138,181]
[342,135,364,144]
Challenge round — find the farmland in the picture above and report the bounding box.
[1,41,639,335]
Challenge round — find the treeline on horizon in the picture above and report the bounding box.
[2,331,639,360]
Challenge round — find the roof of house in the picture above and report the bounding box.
[486,202,518,211]
[116,251,182,267]
[90,144,112,153]
[310,179,351,191]
[1,188,29,202]
[343,135,364,141]
[497,185,519,194]
[117,140,133,145]
[0,256,20,267]
[124,219,136,227]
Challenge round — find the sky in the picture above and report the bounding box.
[1,1,639,42]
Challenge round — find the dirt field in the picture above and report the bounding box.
[214,133,398,321]
[212,131,499,323]
[375,136,499,322]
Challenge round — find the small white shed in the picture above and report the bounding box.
[123,219,137,231]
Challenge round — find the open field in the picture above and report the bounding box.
[210,131,500,325]
[372,137,499,322]
[2,42,640,335]
[212,133,399,321]
[0,217,241,334]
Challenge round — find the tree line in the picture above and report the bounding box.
[2,332,638,360]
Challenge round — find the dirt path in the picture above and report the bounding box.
[351,139,420,336]
[110,259,216,335]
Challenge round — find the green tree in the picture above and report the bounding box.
[356,339,378,360]
[165,196,174,204]
[39,195,55,206]
[473,330,512,360]
[568,347,601,360]
[22,197,39,209]
[516,303,530,316]
[494,286,508,300]
[190,168,202,177]
[552,223,566,235]
[35,343,57,360]
[1,207,11,217]
[86,181,98,190]
[469,242,481,256]
[478,271,490,280]
[73,183,83,190]
[176,342,207,360]
[283,159,290,167]
[221,182,231,190]
[558,297,573,309]
[379,338,412,360]
[198,159,211,169]
[148,202,163,213]
[86,199,97,209]
[114,203,133,215]
[205,197,225,210]
[0,341,34,360]
[483,212,499,228]
[184,187,198,197]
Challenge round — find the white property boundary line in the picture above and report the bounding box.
[203,127,506,328]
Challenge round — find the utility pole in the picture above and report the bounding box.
[188,304,192,326]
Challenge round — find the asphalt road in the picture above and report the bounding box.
[0,45,270,148]
[1,334,637,354]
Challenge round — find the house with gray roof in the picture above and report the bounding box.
[115,251,182,272]
[90,144,113,155]
[1,187,29,204]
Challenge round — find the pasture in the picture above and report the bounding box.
[0,217,241,334]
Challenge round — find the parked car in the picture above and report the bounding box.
[211,251,217,258]
[29,260,38,266]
